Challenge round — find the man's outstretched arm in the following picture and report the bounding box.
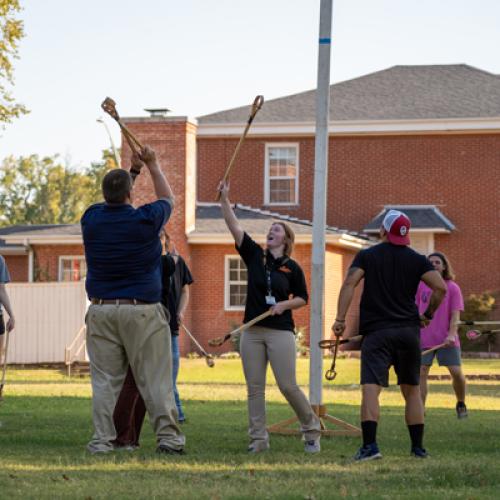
[420,270,447,325]
[332,267,365,336]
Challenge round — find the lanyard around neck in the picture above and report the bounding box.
[263,254,273,296]
[263,253,289,296]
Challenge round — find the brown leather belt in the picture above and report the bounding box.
[90,298,151,305]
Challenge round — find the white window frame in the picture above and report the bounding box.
[264,143,299,206]
[224,255,247,311]
[58,255,87,282]
[409,232,435,255]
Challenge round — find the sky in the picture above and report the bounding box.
[1,0,500,168]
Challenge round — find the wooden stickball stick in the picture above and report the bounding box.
[421,343,448,356]
[215,95,264,200]
[101,97,144,153]
[208,310,272,347]
[318,335,363,349]
[180,323,215,368]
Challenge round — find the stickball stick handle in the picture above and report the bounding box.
[458,320,500,326]
[215,95,264,201]
[421,343,447,356]
[318,334,363,349]
[208,310,272,347]
[180,323,215,367]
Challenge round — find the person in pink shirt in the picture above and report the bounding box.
[416,251,467,419]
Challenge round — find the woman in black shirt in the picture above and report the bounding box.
[219,181,321,453]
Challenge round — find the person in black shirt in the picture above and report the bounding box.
[112,237,177,449]
[113,230,193,446]
[218,181,321,454]
[332,210,446,461]
[160,231,194,423]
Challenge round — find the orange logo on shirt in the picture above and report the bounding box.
[278,266,292,273]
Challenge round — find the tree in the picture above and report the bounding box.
[85,148,117,203]
[0,0,27,126]
[0,149,117,226]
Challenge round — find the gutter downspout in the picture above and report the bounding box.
[24,238,34,282]
[28,247,34,283]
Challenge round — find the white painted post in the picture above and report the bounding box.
[309,0,333,406]
[97,118,122,169]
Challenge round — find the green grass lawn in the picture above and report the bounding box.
[1,359,500,499]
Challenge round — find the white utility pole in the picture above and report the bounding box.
[97,117,122,169]
[309,0,333,406]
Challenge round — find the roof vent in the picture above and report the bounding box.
[144,108,170,117]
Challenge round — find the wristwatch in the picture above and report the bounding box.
[423,310,434,320]
[130,168,141,180]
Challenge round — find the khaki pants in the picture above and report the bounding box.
[240,326,321,445]
[85,303,185,453]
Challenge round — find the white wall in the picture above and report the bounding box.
[5,282,88,364]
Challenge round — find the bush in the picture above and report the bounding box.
[229,321,242,353]
[461,292,496,322]
[294,326,309,356]
[460,292,497,352]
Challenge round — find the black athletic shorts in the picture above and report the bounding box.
[0,314,5,335]
[361,326,421,387]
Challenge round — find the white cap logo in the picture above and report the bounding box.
[400,226,407,236]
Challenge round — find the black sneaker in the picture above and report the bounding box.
[411,446,429,458]
[353,443,382,462]
[456,402,468,419]
[156,444,185,455]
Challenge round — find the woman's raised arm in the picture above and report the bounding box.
[218,181,244,247]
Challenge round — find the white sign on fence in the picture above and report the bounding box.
[6,282,88,364]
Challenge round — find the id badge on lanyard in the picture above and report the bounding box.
[264,257,277,305]
[266,294,277,306]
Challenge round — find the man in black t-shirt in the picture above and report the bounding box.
[161,232,194,423]
[332,210,446,461]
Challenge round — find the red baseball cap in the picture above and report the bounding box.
[382,209,411,246]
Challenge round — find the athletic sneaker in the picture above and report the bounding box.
[247,441,270,453]
[86,447,113,455]
[353,443,382,462]
[113,443,139,452]
[456,402,468,419]
[86,443,114,454]
[411,446,429,458]
[304,439,321,454]
[156,444,185,455]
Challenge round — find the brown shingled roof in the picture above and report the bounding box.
[193,204,371,241]
[198,65,500,124]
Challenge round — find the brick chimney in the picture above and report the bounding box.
[121,115,197,354]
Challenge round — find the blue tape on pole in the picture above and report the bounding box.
[319,38,331,44]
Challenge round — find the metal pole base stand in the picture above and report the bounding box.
[268,405,361,437]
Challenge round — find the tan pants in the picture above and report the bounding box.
[240,326,321,445]
[85,303,185,453]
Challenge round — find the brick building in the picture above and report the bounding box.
[2,64,499,353]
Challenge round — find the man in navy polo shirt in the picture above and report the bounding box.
[0,255,15,362]
[81,146,185,455]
